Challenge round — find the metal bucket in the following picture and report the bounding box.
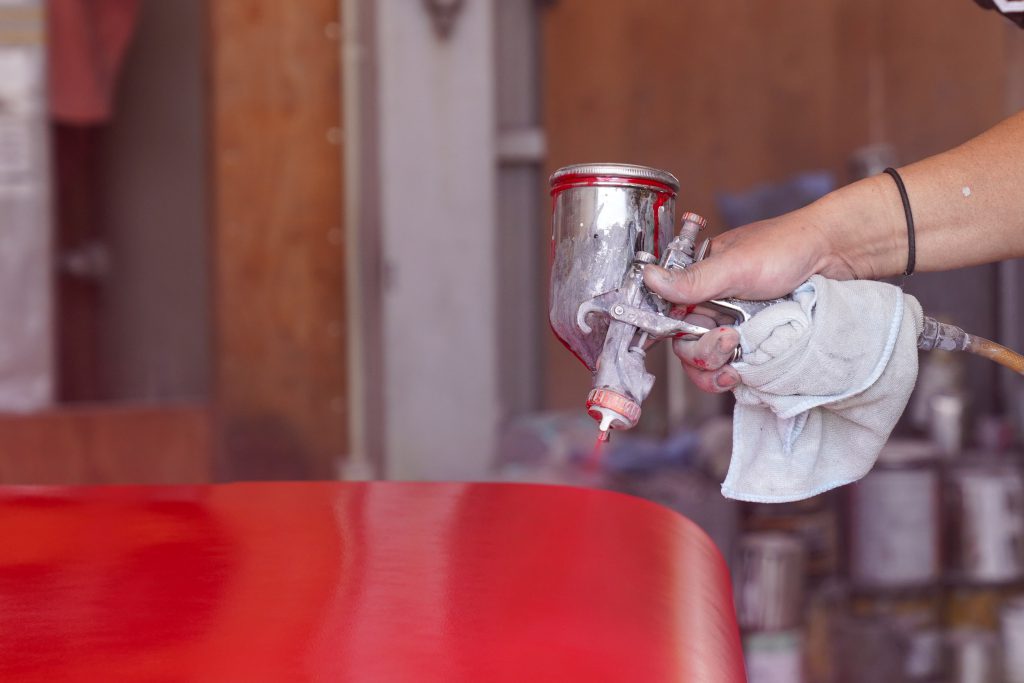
[848,439,942,590]
[548,163,677,371]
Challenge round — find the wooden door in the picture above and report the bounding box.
[0,0,348,485]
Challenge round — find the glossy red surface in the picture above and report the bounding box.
[0,482,744,682]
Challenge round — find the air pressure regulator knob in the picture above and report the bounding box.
[680,211,707,231]
[663,211,709,270]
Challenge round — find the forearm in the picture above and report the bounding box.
[818,110,1024,279]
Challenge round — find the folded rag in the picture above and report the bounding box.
[722,275,923,503]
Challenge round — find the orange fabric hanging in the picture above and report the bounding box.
[47,0,140,124]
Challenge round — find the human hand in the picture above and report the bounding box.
[663,306,743,394]
[643,199,857,393]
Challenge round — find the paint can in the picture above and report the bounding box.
[745,493,839,579]
[848,439,942,590]
[945,628,1001,683]
[844,592,943,682]
[803,580,845,683]
[929,392,968,458]
[733,531,805,632]
[743,630,805,683]
[945,455,1024,584]
[1001,596,1024,683]
[836,614,926,683]
[945,584,1019,631]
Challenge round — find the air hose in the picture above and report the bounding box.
[918,317,1024,375]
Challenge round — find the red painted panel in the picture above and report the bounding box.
[0,482,743,682]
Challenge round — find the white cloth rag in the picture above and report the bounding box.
[722,275,924,503]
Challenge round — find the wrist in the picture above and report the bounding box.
[810,175,906,281]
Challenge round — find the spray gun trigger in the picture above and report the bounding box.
[607,303,712,338]
[578,295,716,339]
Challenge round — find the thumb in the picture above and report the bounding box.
[643,262,728,304]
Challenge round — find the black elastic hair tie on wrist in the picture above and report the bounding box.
[882,167,916,278]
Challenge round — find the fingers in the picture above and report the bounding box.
[643,217,824,303]
[684,362,741,394]
[643,260,729,305]
[642,255,745,394]
[672,324,740,371]
[671,325,742,394]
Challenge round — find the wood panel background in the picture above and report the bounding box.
[209,1,347,479]
[0,2,348,486]
[541,0,1018,418]
[0,405,211,484]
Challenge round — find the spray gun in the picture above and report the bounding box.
[575,211,785,441]
[550,163,1024,443]
[548,163,775,442]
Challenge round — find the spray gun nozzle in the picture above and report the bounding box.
[587,389,642,435]
[597,411,617,434]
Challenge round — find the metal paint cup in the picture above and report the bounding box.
[548,163,677,371]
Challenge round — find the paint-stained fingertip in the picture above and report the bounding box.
[716,333,738,354]
[713,369,740,392]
